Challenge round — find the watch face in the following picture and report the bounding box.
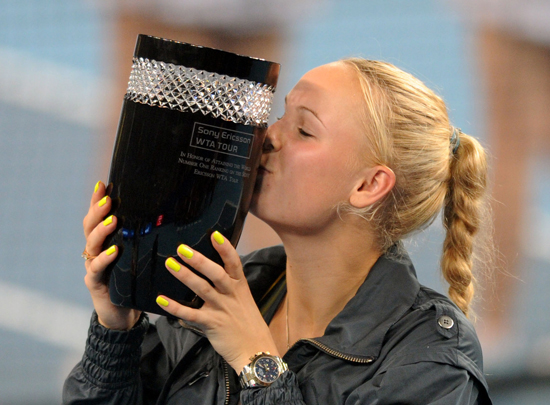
[254,357,280,384]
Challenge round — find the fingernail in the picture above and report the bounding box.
[156,296,169,307]
[166,257,181,272]
[105,245,116,256]
[177,244,194,259]
[213,231,224,245]
[94,181,100,193]
[103,215,114,226]
[98,196,108,207]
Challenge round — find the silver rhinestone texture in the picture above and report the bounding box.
[126,57,276,127]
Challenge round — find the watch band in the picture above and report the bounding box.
[239,352,288,389]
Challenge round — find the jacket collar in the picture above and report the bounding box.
[242,244,421,362]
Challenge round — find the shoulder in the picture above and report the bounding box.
[380,285,487,388]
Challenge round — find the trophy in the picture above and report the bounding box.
[104,35,280,315]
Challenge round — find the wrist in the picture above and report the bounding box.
[238,352,288,389]
[97,312,142,331]
[91,311,148,336]
[232,347,281,374]
[84,311,149,387]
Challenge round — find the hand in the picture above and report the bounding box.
[157,231,279,373]
[82,181,141,330]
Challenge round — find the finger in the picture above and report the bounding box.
[85,215,117,257]
[175,245,233,294]
[165,257,220,300]
[155,295,205,325]
[84,244,118,290]
[210,231,244,280]
[90,181,105,206]
[83,192,112,238]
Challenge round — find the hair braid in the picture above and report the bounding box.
[442,133,488,317]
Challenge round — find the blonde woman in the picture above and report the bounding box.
[64,59,492,404]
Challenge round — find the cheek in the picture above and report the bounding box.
[251,159,357,230]
[300,152,355,190]
[286,158,354,210]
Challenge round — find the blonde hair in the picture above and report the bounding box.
[340,58,489,317]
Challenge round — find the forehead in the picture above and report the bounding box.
[287,63,364,122]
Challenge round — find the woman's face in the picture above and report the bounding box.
[251,62,371,234]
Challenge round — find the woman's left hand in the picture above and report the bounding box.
[157,231,279,373]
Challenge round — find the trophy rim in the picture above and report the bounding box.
[134,34,281,88]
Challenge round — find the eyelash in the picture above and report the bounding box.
[276,116,312,137]
[298,127,312,137]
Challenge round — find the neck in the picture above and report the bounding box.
[277,218,381,345]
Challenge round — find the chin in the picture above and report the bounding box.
[248,200,276,228]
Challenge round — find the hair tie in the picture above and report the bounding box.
[450,127,461,154]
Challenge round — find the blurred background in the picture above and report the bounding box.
[1,0,549,403]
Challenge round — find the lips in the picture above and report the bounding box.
[257,165,270,175]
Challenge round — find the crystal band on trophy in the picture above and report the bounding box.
[104,35,280,315]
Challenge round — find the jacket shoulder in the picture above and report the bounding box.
[379,285,487,389]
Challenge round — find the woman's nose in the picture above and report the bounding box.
[262,120,282,153]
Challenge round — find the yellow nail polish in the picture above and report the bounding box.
[98,196,108,207]
[94,181,100,193]
[178,244,194,259]
[213,231,224,245]
[105,245,116,256]
[166,257,181,272]
[103,215,113,226]
[156,296,169,307]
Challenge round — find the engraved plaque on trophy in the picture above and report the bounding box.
[104,35,280,315]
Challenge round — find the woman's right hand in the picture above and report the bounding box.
[82,181,141,330]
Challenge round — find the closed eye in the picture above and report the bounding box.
[299,127,313,137]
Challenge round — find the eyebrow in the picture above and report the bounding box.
[284,96,326,129]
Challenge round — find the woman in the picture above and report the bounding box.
[64,59,492,404]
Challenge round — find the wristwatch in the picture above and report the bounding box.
[239,352,288,388]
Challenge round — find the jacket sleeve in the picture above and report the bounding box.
[345,361,492,405]
[240,370,306,405]
[62,311,149,405]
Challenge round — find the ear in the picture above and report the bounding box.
[349,165,396,208]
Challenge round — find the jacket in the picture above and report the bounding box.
[63,245,492,404]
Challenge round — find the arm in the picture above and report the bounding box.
[62,312,149,405]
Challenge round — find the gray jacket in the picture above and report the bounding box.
[63,245,492,404]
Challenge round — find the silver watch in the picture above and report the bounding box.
[239,352,288,388]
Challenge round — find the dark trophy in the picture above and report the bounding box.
[104,35,280,315]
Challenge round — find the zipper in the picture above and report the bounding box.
[178,319,205,336]
[222,359,231,405]
[302,338,375,364]
[187,371,209,386]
